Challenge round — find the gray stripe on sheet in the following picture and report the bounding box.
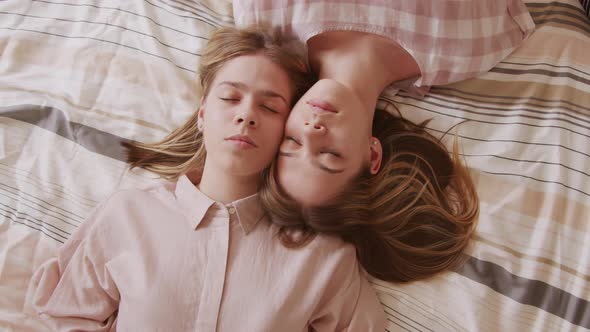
[5,211,68,243]
[499,61,590,82]
[531,11,590,32]
[529,8,590,26]
[530,10,590,27]
[1,104,129,162]
[145,0,220,27]
[482,170,590,197]
[386,97,590,140]
[458,256,590,329]
[0,11,203,56]
[489,67,590,86]
[31,0,221,29]
[416,91,590,128]
[432,86,590,113]
[421,125,590,160]
[527,2,590,34]
[31,0,208,40]
[534,18,590,35]
[156,0,234,25]
[0,27,197,74]
[381,302,433,332]
[0,201,71,239]
[380,93,590,160]
[0,182,84,225]
[462,153,590,179]
[526,1,588,15]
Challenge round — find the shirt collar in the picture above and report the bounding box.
[231,192,266,234]
[174,175,265,235]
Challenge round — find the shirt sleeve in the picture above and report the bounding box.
[309,247,387,332]
[28,198,121,332]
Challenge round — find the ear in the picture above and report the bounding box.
[369,137,383,175]
[197,96,206,131]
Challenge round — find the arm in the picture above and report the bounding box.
[28,199,120,332]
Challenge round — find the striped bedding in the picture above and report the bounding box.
[0,0,588,331]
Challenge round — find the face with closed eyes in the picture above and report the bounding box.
[198,54,293,177]
[277,79,382,206]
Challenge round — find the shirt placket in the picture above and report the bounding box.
[194,204,231,331]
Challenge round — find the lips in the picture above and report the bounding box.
[225,134,257,148]
[306,99,338,114]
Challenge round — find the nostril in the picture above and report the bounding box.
[304,122,310,126]
[314,125,322,130]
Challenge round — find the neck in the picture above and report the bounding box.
[196,160,260,204]
[308,31,420,114]
[316,62,383,117]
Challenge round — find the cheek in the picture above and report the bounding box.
[202,112,234,139]
[289,105,306,122]
[283,112,303,136]
[264,117,286,144]
[275,158,292,190]
[204,99,234,121]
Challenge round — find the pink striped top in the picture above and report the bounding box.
[233,0,536,95]
[28,175,386,331]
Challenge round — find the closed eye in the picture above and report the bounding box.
[220,97,239,102]
[262,105,278,113]
[321,151,342,158]
[286,136,302,145]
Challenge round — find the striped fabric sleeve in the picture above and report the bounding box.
[233,0,536,93]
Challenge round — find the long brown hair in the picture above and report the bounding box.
[260,110,479,283]
[123,26,312,179]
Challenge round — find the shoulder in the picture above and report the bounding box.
[99,181,175,211]
[305,233,360,272]
[84,181,177,230]
[309,232,354,251]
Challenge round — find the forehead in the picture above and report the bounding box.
[212,54,292,93]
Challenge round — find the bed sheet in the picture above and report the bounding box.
[0,0,589,331]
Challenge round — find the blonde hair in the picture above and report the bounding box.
[123,26,312,179]
[260,110,479,282]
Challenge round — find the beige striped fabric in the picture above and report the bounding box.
[0,0,589,331]
[373,1,590,330]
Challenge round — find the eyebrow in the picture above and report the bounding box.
[278,152,345,174]
[218,81,288,104]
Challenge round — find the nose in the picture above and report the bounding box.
[234,103,258,128]
[303,119,327,136]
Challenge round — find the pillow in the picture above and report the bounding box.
[233,0,536,94]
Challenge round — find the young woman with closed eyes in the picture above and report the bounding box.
[29,26,387,331]
[235,0,535,281]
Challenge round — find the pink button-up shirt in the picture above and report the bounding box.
[29,175,386,331]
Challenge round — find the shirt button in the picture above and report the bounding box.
[228,207,236,215]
